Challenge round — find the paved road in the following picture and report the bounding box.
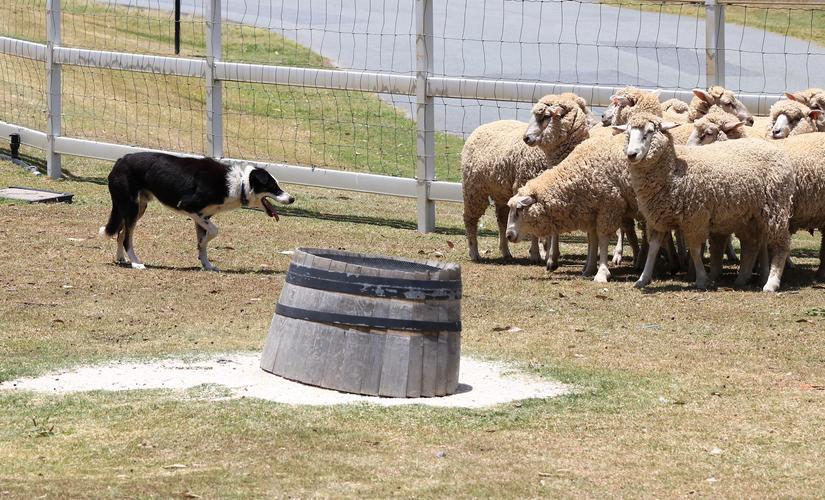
[116,0,825,135]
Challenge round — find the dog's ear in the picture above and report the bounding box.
[250,168,273,185]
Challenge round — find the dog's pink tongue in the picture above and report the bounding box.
[271,210,279,221]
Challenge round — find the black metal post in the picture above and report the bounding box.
[174,0,181,55]
[9,134,20,160]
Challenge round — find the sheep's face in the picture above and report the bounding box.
[769,100,822,139]
[615,114,680,164]
[602,89,640,126]
[691,87,754,125]
[661,98,689,115]
[506,194,539,243]
[686,110,744,146]
[524,97,586,147]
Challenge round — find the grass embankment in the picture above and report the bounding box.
[603,0,825,48]
[0,0,464,181]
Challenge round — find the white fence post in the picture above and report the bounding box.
[46,0,62,178]
[415,0,436,233]
[206,0,223,158]
[705,0,725,87]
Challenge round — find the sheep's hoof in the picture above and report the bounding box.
[468,250,481,261]
[611,254,623,266]
[582,265,597,277]
[546,260,559,272]
[694,279,710,291]
[593,272,610,283]
[633,278,649,289]
[784,257,795,270]
[130,262,146,270]
[762,279,781,292]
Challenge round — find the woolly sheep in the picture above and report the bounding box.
[661,98,690,119]
[767,99,824,139]
[785,87,825,111]
[587,87,662,139]
[688,86,754,125]
[461,93,590,264]
[686,106,765,145]
[616,113,794,292]
[505,133,643,283]
[779,132,825,280]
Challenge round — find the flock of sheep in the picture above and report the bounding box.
[461,85,825,292]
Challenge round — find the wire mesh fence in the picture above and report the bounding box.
[1,0,824,208]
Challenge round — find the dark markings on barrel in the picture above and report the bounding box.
[275,303,461,332]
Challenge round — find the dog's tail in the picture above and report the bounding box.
[100,206,122,238]
[100,157,126,238]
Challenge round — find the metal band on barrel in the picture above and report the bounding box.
[275,303,461,332]
[285,263,462,300]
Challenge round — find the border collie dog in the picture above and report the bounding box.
[100,152,294,271]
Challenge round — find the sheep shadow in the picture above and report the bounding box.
[109,262,284,276]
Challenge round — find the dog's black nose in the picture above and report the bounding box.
[287,196,295,204]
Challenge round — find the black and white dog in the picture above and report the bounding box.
[100,152,295,271]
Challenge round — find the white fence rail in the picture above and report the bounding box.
[0,0,819,231]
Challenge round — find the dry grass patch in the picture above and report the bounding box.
[2,154,825,496]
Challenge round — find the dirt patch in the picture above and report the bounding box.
[0,353,568,408]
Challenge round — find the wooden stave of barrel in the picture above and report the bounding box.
[260,247,461,398]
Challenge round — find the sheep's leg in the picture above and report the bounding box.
[635,229,665,289]
[463,198,487,261]
[495,204,514,260]
[665,231,681,274]
[763,236,790,293]
[734,236,760,286]
[582,231,599,277]
[724,236,740,264]
[758,243,770,284]
[688,239,710,290]
[611,228,624,266]
[546,233,560,271]
[816,230,825,281]
[708,234,727,283]
[595,233,612,283]
[675,229,689,270]
[623,220,640,266]
[636,224,649,272]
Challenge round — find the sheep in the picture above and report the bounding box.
[686,105,765,145]
[767,99,824,139]
[588,87,662,139]
[778,132,825,280]
[616,113,794,292]
[505,132,644,283]
[461,93,590,264]
[688,86,754,125]
[784,87,825,111]
[661,97,690,120]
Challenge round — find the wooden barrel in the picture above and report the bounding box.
[260,247,461,397]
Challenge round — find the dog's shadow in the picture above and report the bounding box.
[111,262,284,276]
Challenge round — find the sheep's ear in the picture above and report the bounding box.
[545,105,563,117]
[615,96,633,107]
[651,88,663,98]
[810,109,823,121]
[660,122,681,131]
[722,120,744,133]
[784,91,798,101]
[609,94,620,105]
[515,195,535,209]
[611,124,628,132]
[692,88,712,103]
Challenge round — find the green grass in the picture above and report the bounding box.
[603,0,825,48]
[2,153,825,497]
[0,0,464,182]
